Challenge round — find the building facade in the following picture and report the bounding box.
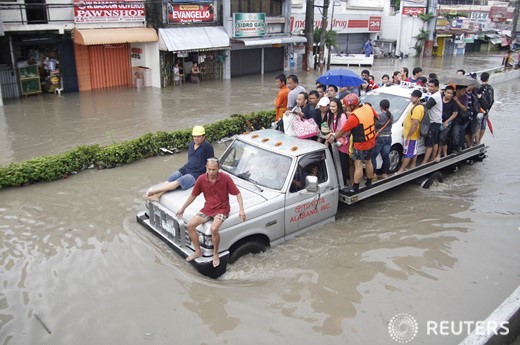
[0,0,158,99]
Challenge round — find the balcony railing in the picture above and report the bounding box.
[0,1,147,25]
[1,2,73,25]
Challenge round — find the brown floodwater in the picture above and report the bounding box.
[1,52,519,344]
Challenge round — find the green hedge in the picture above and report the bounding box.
[0,110,275,189]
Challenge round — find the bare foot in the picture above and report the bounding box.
[434,156,441,163]
[213,254,220,267]
[145,193,160,202]
[381,174,388,179]
[186,252,201,262]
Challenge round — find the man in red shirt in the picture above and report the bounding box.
[177,158,246,267]
[327,93,378,193]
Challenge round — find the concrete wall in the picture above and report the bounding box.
[130,41,160,88]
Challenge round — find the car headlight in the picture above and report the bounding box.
[198,233,213,248]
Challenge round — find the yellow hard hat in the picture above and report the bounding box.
[192,125,205,136]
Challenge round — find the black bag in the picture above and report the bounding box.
[275,118,284,132]
[417,105,430,137]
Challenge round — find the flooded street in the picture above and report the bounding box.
[1,52,520,344]
[0,52,505,165]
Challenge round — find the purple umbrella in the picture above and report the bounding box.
[316,69,365,87]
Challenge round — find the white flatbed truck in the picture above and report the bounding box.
[137,129,487,278]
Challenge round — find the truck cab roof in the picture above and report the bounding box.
[237,129,326,158]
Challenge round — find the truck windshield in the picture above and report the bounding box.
[360,92,411,123]
[220,140,292,191]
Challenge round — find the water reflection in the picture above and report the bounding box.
[180,280,240,335]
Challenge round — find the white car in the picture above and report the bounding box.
[360,85,427,172]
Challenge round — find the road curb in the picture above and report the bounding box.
[460,285,520,344]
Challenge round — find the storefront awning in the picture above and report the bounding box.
[232,35,307,46]
[489,37,502,45]
[159,27,230,52]
[74,28,158,45]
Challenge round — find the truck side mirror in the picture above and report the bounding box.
[305,176,319,193]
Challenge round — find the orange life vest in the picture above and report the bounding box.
[351,104,376,143]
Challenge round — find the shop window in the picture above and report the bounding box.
[25,0,48,24]
[231,0,282,16]
[250,0,261,13]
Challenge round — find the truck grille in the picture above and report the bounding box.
[147,202,190,247]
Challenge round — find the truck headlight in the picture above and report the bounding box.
[198,233,213,248]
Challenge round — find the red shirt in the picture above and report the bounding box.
[192,171,240,217]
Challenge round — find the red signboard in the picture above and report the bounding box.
[167,4,214,24]
[368,16,381,32]
[402,7,426,16]
[74,0,145,23]
[348,20,368,29]
[290,15,381,34]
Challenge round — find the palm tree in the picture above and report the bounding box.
[314,27,339,70]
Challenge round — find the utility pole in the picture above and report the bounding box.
[326,0,336,71]
[303,0,315,71]
[318,0,329,72]
[512,0,519,46]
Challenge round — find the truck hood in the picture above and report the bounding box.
[155,178,275,232]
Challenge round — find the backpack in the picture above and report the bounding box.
[411,103,429,137]
[480,84,494,111]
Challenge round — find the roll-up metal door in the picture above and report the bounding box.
[263,47,284,74]
[89,44,131,90]
[231,49,261,77]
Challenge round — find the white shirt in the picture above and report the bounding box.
[428,91,443,124]
[173,66,180,81]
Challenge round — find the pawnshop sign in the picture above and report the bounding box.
[74,0,145,23]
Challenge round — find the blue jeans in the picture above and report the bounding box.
[371,136,392,174]
[167,171,196,190]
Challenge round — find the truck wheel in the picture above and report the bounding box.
[229,241,266,264]
[388,145,403,173]
[421,172,443,189]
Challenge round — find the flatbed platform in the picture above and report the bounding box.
[339,144,487,205]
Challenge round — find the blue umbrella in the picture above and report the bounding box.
[316,69,365,87]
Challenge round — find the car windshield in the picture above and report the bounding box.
[360,92,411,123]
[220,140,292,191]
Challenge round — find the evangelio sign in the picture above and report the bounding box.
[167,4,214,24]
[74,0,145,23]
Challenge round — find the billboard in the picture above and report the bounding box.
[233,13,266,38]
[403,0,427,7]
[74,0,145,23]
[290,15,382,34]
[167,4,214,24]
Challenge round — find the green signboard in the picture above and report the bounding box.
[233,13,266,38]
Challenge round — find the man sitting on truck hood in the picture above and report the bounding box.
[176,158,246,267]
[144,125,214,201]
[327,93,378,194]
